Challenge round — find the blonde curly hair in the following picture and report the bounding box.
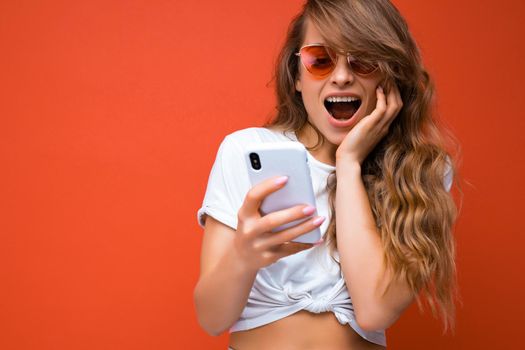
[264,0,461,331]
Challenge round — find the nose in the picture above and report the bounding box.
[330,54,355,87]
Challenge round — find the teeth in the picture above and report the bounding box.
[325,96,359,103]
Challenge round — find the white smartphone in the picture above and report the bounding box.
[244,142,321,244]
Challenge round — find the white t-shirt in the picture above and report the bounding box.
[197,126,453,347]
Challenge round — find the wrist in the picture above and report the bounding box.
[231,243,262,275]
[335,155,362,173]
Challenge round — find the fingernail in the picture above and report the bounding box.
[275,176,288,185]
[312,216,325,226]
[302,206,315,215]
[377,86,383,93]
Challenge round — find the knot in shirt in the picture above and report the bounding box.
[284,288,334,313]
[306,298,334,313]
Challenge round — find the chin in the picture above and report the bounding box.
[322,131,346,147]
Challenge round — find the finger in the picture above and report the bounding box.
[270,241,315,260]
[391,85,403,112]
[357,85,386,129]
[368,86,387,124]
[260,215,326,249]
[380,85,402,129]
[238,175,288,219]
[394,85,402,106]
[385,86,400,116]
[390,87,403,125]
[257,203,317,233]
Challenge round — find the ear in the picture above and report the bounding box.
[295,79,302,92]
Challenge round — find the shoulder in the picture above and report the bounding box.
[225,127,295,145]
[214,128,268,164]
[217,127,298,165]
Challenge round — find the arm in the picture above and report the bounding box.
[193,216,258,336]
[193,176,324,336]
[335,160,413,332]
[335,85,411,331]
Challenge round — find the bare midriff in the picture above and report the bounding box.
[228,310,385,350]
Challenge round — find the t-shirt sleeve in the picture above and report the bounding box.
[197,135,251,230]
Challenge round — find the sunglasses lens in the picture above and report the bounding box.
[349,59,378,75]
[300,46,335,76]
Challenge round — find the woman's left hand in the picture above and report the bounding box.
[335,84,403,166]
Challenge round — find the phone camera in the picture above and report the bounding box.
[249,153,261,170]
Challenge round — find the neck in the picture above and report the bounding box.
[296,125,337,166]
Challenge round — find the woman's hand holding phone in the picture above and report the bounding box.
[234,175,325,271]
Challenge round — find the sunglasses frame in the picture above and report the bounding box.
[295,43,379,77]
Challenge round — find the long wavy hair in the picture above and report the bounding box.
[263,0,460,331]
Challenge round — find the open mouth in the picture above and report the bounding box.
[324,96,362,121]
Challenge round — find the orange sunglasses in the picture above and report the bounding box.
[295,44,378,77]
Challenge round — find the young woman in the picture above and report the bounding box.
[194,0,458,348]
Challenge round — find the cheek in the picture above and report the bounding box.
[297,75,327,116]
[301,93,317,115]
[365,95,378,114]
[300,83,321,107]
[361,79,381,114]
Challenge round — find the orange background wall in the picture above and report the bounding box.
[1,0,524,349]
